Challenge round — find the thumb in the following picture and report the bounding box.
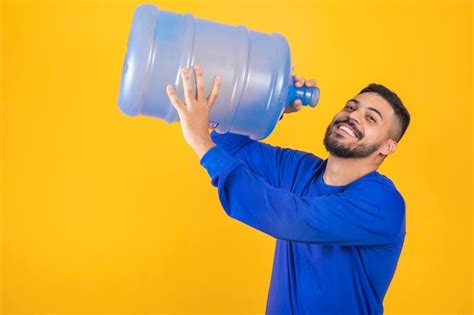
[166,85,185,113]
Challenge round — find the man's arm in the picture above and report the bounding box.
[210,130,317,188]
[200,145,406,246]
[166,64,318,188]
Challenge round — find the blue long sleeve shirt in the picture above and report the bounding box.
[200,130,406,315]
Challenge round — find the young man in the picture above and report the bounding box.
[166,65,410,315]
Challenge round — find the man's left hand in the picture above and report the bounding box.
[166,65,222,159]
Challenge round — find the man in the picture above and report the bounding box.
[166,64,410,314]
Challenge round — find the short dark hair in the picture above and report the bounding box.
[358,83,410,142]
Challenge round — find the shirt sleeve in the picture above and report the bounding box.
[210,130,316,189]
[200,145,406,246]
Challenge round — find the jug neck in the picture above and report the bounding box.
[287,84,320,108]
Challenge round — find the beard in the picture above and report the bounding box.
[323,120,383,158]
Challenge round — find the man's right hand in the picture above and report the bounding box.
[283,75,316,114]
[284,73,317,114]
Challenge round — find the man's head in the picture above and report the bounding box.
[323,83,410,161]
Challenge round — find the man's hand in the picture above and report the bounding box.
[284,65,317,114]
[166,65,222,159]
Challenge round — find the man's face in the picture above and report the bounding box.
[323,92,396,158]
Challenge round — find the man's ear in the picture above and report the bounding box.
[379,139,397,156]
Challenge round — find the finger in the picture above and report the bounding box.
[293,75,305,87]
[193,64,206,102]
[284,101,302,114]
[180,67,194,105]
[295,78,305,87]
[305,79,315,87]
[207,75,222,108]
[166,85,185,111]
[293,99,303,107]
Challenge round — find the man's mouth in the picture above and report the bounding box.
[334,123,360,139]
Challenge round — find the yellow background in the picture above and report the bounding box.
[1,0,472,314]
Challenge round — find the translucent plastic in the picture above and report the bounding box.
[118,4,320,140]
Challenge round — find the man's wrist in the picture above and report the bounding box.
[191,137,216,160]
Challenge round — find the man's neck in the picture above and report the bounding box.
[323,154,380,186]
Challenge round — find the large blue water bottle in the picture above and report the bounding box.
[118,4,320,140]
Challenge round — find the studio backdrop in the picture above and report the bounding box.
[1,0,472,314]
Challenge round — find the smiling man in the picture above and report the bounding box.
[166,65,410,315]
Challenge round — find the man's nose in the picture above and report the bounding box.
[347,110,361,125]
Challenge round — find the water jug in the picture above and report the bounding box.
[118,4,320,140]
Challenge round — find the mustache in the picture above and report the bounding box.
[333,118,363,139]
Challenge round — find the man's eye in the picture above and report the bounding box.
[368,116,376,122]
[345,106,354,111]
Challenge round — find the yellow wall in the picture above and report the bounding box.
[1,0,472,314]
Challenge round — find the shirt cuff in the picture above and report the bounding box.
[199,145,241,179]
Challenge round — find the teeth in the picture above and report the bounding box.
[338,125,357,138]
